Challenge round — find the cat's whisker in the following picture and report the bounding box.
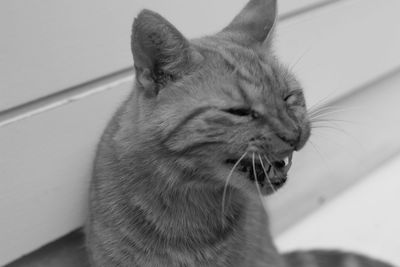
[307,139,328,165]
[221,151,247,225]
[311,125,351,141]
[308,101,361,111]
[309,109,358,121]
[311,123,351,136]
[288,46,312,73]
[308,108,354,120]
[263,155,276,175]
[258,154,275,193]
[311,122,365,152]
[310,118,356,126]
[252,153,268,213]
[308,104,345,113]
[306,92,339,112]
[310,131,363,159]
[310,113,357,136]
[311,117,349,127]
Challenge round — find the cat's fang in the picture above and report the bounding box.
[283,153,293,166]
[283,157,289,166]
[283,153,293,173]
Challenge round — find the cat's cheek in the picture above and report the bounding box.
[288,105,304,115]
[289,106,309,124]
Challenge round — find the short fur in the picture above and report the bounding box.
[85,1,396,266]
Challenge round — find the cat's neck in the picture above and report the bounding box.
[125,143,247,232]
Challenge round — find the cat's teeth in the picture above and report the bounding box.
[283,156,289,166]
[282,153,293,173]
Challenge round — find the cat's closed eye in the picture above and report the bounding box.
[222,107,260,119]
[284,91,303,106]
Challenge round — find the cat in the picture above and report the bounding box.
[85,0,395,266]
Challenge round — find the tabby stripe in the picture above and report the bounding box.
[269,63,282,92]
[285,250,395,267]
[260,63,275,91]
[221,54,256,86]
[235,68,259,86]
[284,251,318,267]
[162,106,213,144]
[196,41,256,85]
[343,254,361,267]
[313,251,345,266]
[235,80,252,106]
[123,200,240,253]
[204,116,236,127]
[175,141,225,155]
[297,252,318,267]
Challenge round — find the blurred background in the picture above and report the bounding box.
[1,0,400,266]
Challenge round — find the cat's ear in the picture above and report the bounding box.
[131,10,194,97]
[220,0,277,45]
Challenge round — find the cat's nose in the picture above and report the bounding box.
[277,130,301,149]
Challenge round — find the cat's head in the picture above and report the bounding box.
[130,0,310,196]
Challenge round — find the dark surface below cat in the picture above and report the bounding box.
[4,231,90,267]
[85,0,396,266]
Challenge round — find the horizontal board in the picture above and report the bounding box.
[0,0,331,111]
[279,0,336,18]
[276,153,400,266]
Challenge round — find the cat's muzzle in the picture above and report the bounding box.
[225,153,292,195]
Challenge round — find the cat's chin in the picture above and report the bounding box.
[224,153,292,196]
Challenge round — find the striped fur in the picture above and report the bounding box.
[284,250,395,267]
[85,0,396,266]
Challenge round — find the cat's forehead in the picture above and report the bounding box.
[194,37,266,70]
[192,38,290,100]
[195,38,285,83]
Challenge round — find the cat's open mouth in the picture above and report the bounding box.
[225,153,292,195]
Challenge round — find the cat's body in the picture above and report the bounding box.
[85,0,395,266]
[86,64,285,267]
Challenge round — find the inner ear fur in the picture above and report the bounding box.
[131,9,196,96]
